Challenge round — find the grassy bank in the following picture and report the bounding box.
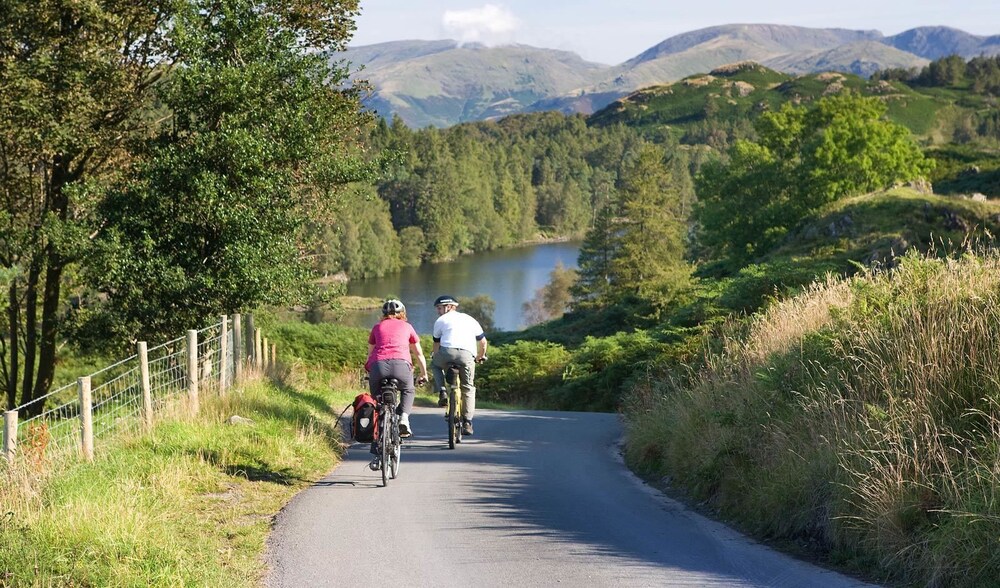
[625,250,1000,586]
[0,366,357,586]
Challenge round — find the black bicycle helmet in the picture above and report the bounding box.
[433,295,459,307]
[382,299,405,315]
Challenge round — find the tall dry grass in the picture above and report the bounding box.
[626,250,1000,586]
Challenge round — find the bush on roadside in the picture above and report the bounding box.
[268,321,368,368]
[476,340,570,407]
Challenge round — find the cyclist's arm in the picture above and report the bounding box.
[410,341,429,380]
[476,334,487,362]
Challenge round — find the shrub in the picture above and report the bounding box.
[269,322,368,369]
[476,341,570,406]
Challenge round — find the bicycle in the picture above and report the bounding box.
[368,377,402,486]
[442,356,486,450]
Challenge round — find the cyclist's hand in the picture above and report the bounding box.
[475,355,487,364]
[416,375,427,386]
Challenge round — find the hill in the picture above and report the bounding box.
[335,24,1000,127]
[763,40,927,77]
[883,25,1000,59]
[586,62,997,150]
[335,42,607,128]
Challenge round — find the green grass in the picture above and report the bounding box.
[927,145,1000,197]
[625,251,1000,586]
[0,368,355,587]
[691,187,1000,318]
[591,65,989,146]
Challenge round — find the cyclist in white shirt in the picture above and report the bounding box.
[431,295,488,436]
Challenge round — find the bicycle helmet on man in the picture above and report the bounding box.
[433,295,458,307]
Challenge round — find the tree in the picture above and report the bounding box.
[574,143,691,311]
[523,262,578,326]
[696,93,932,267]
[83,0,372,347]
[572,199,618,306]
[918,54,967,87]
[0,0,174,412]
[458,295,496,334]
[797,94,933,203]
[1,0,366,413]
[609,143,691,310]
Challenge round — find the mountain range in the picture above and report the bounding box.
[333,24,1000,128]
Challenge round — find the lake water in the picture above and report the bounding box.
[342,241,581,333]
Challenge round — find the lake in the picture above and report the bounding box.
[342,241,581,333]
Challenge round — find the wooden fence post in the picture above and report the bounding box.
[233,313,243,383]
[78,377,93,461]
[187,329,199,415]
[219,315,229,394]
[262,337,270,372]
[138,341,152,431]
[270,343,277,369]
[3,410,17,461]
[246,313,256,369]
[254,328,263,370]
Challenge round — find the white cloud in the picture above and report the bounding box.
[442,4,520,46]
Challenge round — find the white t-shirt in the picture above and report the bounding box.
[433,311,484,355]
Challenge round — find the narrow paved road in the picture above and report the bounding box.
[265,408,875,587]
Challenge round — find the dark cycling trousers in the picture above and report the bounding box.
[368,359,415,415]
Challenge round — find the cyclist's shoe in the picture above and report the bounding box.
[438,389,448,407]
[368,457,380,471]
[369,442,378,455]
[399,414,412,438]
[462,419,474,436]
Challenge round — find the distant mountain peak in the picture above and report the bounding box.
[340,24,999,127]
[883,26,991,59]
[625,23,883,66]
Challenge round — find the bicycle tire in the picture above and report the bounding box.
[380,412,389,487]
[390,415,401,479]
[447,386,457,450]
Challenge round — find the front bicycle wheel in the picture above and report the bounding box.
[447,387,457,450]
[390,416,401,479]
[379,414,389,487]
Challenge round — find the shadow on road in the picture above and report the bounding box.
[297,409,866,586]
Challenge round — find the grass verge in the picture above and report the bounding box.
[0,365,358,586]
[625,250,1000,586]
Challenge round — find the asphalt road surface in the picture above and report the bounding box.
[265,407,876,587]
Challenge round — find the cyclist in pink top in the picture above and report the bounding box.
[366,299,428,438]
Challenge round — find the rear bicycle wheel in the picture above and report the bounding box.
[447,387,457,450]
[390,417,401,479]
[379,414,389,487]
[455,389,463,444]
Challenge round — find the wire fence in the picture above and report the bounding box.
[2,314,270,465]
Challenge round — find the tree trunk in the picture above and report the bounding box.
[31,260,62,416]
[5,281,17,409]
[19,257,39,413]
[22,157,70,418]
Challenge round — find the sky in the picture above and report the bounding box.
[350,0,1000,65]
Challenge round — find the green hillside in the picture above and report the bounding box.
[708,188,1000,311]
[588,62,990,146]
